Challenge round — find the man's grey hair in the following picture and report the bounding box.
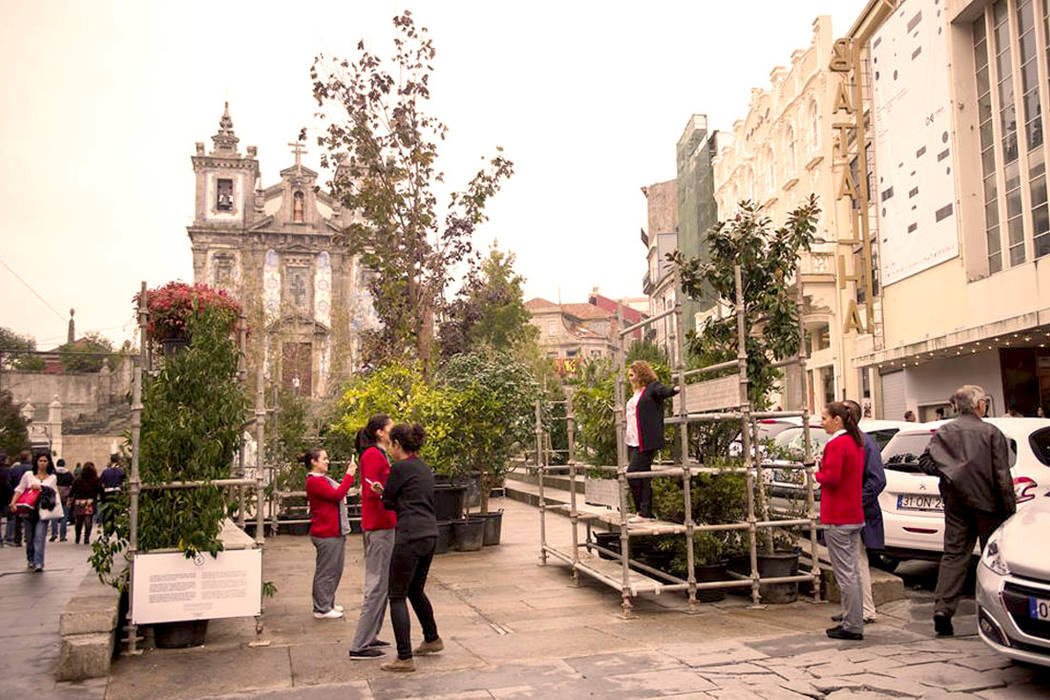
[951,385,987,415]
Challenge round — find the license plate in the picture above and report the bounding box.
[1030,597,1050,621]
[897,494,944,512]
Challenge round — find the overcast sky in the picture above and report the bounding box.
[0,0,868,348]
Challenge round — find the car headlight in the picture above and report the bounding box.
[981,528,1009,576]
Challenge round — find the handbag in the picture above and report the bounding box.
[74,498,95,517]
[38,485,57,512]
[15,488,40,513]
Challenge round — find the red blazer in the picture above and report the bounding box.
[815,433,865,525]
[306,471,355,538]
[359,446,396,531]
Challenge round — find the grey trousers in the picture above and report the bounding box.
[350,528,395,651]
[311,535,346,614]
[825,524,864,634]
[934,490,1006,618]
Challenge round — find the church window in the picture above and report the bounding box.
[293,191,305,223]
[786,124,797,172]
[217,178,234,211]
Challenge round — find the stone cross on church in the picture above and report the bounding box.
[287,142,307,174]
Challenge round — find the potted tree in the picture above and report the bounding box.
[91,284,249,648]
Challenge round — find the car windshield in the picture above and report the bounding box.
[756,421,796,442]
[881,433,933,473]
[773,427,829,456]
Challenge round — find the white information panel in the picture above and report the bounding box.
[871,0,958,285]
[132,548,262,624]
[672,375,740,414]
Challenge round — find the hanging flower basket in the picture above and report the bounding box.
[134,282,242,344]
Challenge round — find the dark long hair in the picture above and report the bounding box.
[33,450,55,475]
[390,423,425,454]
[826,401,862,447]
[354,413,391,456]
[78,462,100,489]
[299,447,324,470]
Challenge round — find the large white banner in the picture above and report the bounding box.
[132,548,262,624]
[871,0,958,285]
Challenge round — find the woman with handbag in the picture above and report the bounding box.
[9,451,64,572]
[70,462,103,544]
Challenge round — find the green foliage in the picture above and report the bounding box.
[56,331,116,373]
[0,327,43,370]
[333,361,432,437]
[671,196,819,409]
[439,244,538,358]
[91,308,249,588]
[311,11,514,368]
[0,389,28,455]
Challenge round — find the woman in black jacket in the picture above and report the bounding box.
[377,423,443,673]
[624,360,678,521]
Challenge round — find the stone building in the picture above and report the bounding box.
[712,16,869,414]
[846,0,1050,419]
[187,104,375,399]
[525,296,644,373]
[675,117,721,335]
[641,179,681,359]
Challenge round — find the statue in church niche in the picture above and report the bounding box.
[217,178,234,211]
[293,191,305,223]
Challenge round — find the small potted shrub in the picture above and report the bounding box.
[134,281,241,355]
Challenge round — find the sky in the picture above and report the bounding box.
[0,0,869,349]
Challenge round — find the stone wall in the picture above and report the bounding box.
[62,435,124,468]
[0,355,132,420]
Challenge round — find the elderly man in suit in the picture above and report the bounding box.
[920,384,1016,637]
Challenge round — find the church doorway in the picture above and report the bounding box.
[282,342,313,396]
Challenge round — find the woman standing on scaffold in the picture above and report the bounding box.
[624,360,678,522]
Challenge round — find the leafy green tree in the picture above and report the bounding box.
[56,331,115,373]
[439,245,537,358]
[671,196,819,409]
[310,11,514,370]
[0,389,28,455]
[0,327,43,371]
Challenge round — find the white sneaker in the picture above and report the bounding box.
[333,604,344,612]
[313,609,343,619]
[627,515,647,523]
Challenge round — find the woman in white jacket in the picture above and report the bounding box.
[9,451,64,572]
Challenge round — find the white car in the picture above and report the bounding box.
[765,419,914,498]
[976,496,1050,667]
[878,418,1050,569]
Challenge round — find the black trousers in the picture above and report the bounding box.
[934,488,1008,618]
[388,536,439,660]
[627,446,656,517]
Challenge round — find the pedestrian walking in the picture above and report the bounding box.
[844,399,886,624]
[305,447,355,620]
[816,401,867,641]
[9,451,64,572]
[4,451,31,545]
[51,459,73,541]
[378,423,443,673]
[624,360,678,522]
[920,385,1016,637]
[348,414,397,660]
[70,462,103,544]
[99,454,125,535]
[0,454,11,548]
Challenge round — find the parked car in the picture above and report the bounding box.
[765,420,913,498]
[975,495,1050,668]
[729,417,803,457]
[877,418,1050,570]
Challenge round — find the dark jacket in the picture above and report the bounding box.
[100,466,125,492]
[0,464,11,508]
[382,456,437,544]
[70,475,103,501]
[921,413,1016,516]
[860,432,887,550]
[634,381,678,452]
[8,461,29,490]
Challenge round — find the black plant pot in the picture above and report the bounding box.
[694,561,729,602]
[451,518,485,552]
[153,619,208,649]
[277,516,310,536]
[592,532,622,560]
[433,485,466,522]
[435,521,454,554]
[473,510,503,546]
[728,550,800,604]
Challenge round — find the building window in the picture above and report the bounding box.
[547,320,556,337]
[217,178,233,211]
[975,0,1050,271]
[786,124,797,173]
[766,146,776,193]
[566,349,577,358]
[809,98,820,150]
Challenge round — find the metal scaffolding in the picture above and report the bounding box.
[535,267,822,617]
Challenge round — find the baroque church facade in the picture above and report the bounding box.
[186,104,377,399]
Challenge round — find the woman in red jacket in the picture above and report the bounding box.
[305,447,356,619]
[815,401,867,641]
[348,414,397,659]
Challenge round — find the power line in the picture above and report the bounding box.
[0,258,65,321]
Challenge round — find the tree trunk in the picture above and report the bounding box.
[479,471,490,514]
